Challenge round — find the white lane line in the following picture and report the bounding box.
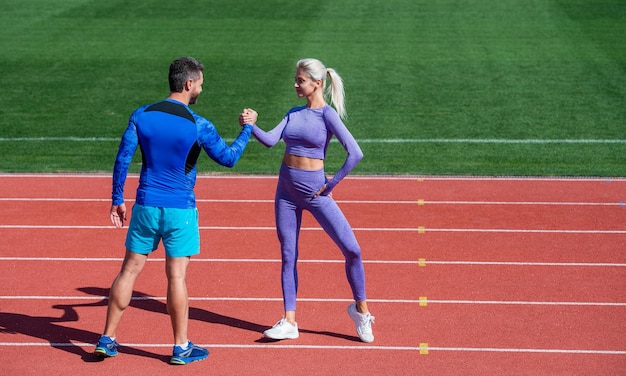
[1,225,624,234]
[2,197,623,206]
[0,342,624,355]
[1,296,624,307]
[1,174,625,182]
[2,137,625,144]
[1,257,625,268]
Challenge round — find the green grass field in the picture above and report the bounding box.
[1,0,624,176]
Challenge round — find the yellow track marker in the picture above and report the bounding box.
[418,226,425,234]
[418,258,426,267]
[417,199,424,205]
[419,296,428,306]
[419,343,429,354]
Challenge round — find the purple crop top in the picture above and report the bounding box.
[252,104,363,194]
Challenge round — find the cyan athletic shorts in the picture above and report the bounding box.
[125,204,200,258]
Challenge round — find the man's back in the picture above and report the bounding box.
[131,99,200,209]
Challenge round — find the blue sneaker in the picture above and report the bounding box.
[170,341,209,365]
[94,335,119,357]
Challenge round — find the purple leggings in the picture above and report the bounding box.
[275,163,366,311]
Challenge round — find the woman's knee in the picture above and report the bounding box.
[343,245,362,261]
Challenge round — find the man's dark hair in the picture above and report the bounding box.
[169,57,204,93]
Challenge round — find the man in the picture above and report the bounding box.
[94,56,253,365]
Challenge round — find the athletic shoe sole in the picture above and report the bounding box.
[94,347,118,357]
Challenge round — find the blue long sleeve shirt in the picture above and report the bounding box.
[112,99,252,208]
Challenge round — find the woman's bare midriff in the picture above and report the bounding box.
[283,153,324,170]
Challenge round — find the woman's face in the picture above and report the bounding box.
[294,69,321,98]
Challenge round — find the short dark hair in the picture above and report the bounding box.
[168,57,204,92]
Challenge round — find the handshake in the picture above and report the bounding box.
[239,108,258,127]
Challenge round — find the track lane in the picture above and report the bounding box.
[2,174,625,202]
[4,199,625,231]
[3,228,625,265]
[3,260,625,303]
[3,298,625,348]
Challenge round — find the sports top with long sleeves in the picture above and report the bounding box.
[251,104,363,194]
[112,99,252,209]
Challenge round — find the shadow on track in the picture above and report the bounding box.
[0,303,165,363]
[78,287,269,334]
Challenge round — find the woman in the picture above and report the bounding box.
[240,58,374,342]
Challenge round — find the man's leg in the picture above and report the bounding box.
[165,255,190,345]
[102,250,148,338]
[165,255,210,365]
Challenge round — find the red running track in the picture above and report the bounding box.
[0,174,625,375]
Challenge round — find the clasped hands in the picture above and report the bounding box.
[237,107,331,198]
[239,108,258,127]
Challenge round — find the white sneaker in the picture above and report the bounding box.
[348,304,375,343]
[263,318,299,340]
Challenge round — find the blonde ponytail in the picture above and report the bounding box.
[325,68,346,119]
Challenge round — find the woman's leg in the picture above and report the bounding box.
[275,191,302,318]
[262,175,302,340]
[310,192,375,342]
[310,196,367,305]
